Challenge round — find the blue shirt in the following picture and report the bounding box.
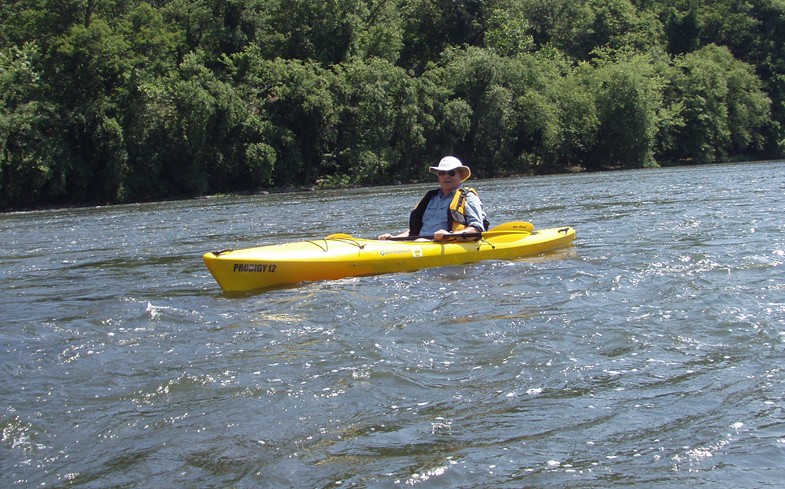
[419,186,486,235]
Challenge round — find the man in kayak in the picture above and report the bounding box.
[379,156,488,241]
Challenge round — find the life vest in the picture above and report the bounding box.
[408,187,488,235]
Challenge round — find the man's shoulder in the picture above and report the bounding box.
[462,187,482,200]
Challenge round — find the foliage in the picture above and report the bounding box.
[662,44,771,162]
[580,51,668,169]
[0,43,64,208]
[0,0,783,209]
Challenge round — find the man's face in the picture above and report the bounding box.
[438,169,462,193]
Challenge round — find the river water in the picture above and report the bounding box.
[1,161,784,488]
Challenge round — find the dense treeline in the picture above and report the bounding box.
[1,0,782,209]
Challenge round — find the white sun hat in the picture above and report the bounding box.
[428,156,471,182]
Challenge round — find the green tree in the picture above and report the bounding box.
[160,0,215,53]
[580,51,668,169]
[511,53,599,171]
[229,53,338,186]
[582,0,665,56]
[332,57,431,184]
[484,5,535,57]
[424,47,601,175]
[399,0,497,72]
[120,2,185,77]
[742,0,785,156]
[133,51,275,198]
[264,0,364,65]
[517,0,591,57]
[519,0,665,60]
[44,18,132,203]
[424,47,515,176]
[353,0,405,62]
[697,0,759,59]
[2,0,784,210]
[662,3,701,55]
[0,43,65,208]
[663,44,770,162]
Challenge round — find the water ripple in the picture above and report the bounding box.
[2,162,785,487]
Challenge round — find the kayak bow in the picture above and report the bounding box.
[203,221,575,292]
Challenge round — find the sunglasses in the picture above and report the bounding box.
[438,170,456,177]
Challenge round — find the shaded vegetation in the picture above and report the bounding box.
[1,0,782,209]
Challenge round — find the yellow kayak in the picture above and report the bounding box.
[203,221,576,292]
